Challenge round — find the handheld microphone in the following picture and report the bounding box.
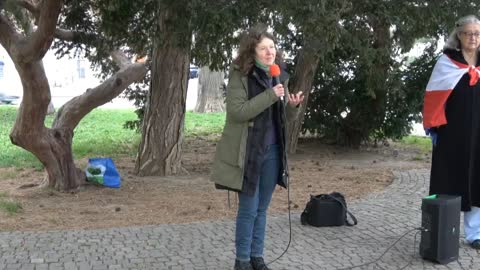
[269,64,283,101]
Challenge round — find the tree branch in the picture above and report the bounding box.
[18,0,63,62]
[53,52,148,130]
[17,0,39,34]
[54,27,98,44]
[0,14,22,53]
[111,50,132,69]
[54,28,76,41]
[16,0,39,18]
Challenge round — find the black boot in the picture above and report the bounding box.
[234,259,254,270]
[250,257,270,270]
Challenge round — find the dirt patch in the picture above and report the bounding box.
[0,138,430,231]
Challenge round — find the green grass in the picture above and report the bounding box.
[0,192,22,215]
[1,107,140,168]
[0,106,225,168]
[0,107,44,167]
[184,111,225,136]
[0,200,22,215]
[2,105,436,169]
[400,135,432,153]
[70,109,140,159]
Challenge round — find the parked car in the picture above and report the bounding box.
[189,65,199,79]
[0,91,20,105]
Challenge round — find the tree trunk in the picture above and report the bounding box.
[134,8,190,176]
[286,49,320,153]
[9,61,85,191]
[2,1,147,192]
[40,127,85,190]
[8,55,147,191]
[339,18,390,148]
[336,123,363,149]
[370,19,390,118]
[194,66,225,113]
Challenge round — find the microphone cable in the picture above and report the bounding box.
[336,227,424,270]
[267,92,292,266]
[397,229,421,270]
[397,229,466,270]
[266,169,292,266]
[335,226,468,270]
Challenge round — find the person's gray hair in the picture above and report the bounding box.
[444,15,480,50]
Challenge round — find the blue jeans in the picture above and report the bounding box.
[235,144,280,261]
[465,206,480,243]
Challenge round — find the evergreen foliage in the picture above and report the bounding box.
[296,0,477,146]
[48,0,479,147]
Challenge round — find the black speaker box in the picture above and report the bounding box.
[419,194,461,264]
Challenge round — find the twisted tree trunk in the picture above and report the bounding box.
[9,61,84,191]
[1,1,147,191]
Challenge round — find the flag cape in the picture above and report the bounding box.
[423,54,480,128]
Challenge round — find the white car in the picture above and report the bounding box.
[0,91,20,105]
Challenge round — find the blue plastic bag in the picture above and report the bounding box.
[85,158,121,188]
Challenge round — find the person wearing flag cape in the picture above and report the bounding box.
[423,15,480,250]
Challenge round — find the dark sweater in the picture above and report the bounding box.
[241,66,281,196]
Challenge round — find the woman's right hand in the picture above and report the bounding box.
[272,84,285,98]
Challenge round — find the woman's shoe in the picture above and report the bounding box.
[471,239,480,249]
[234,259,254,270]
[250,257,270,270]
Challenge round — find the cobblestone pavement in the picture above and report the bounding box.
[1,169,479,270]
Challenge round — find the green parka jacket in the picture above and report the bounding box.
[210,64,301,192]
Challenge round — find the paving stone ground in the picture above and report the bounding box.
[1,169,479,270]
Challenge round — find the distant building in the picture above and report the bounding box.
[0,46,100,99]
[0,48,21,95]
[77,59,86,79]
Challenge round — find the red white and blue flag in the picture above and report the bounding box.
[423,54,480,128]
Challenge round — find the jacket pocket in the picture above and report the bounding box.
[216,130,241,167]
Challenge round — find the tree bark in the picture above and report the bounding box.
[194,66,225,113]
[2,4,147,191]
[286,49,320,153]
[7,54,147,191]
[8,59,86,191]
[134,8,190,176]
[369,19,390,117]
[2,0,83,191]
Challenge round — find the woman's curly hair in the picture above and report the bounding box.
[234,24,283,75]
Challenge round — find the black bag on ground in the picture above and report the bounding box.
[300,192,357,227]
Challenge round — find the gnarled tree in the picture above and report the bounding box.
[0,0,147,191]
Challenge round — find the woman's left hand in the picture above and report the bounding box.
[288,91,305,107]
